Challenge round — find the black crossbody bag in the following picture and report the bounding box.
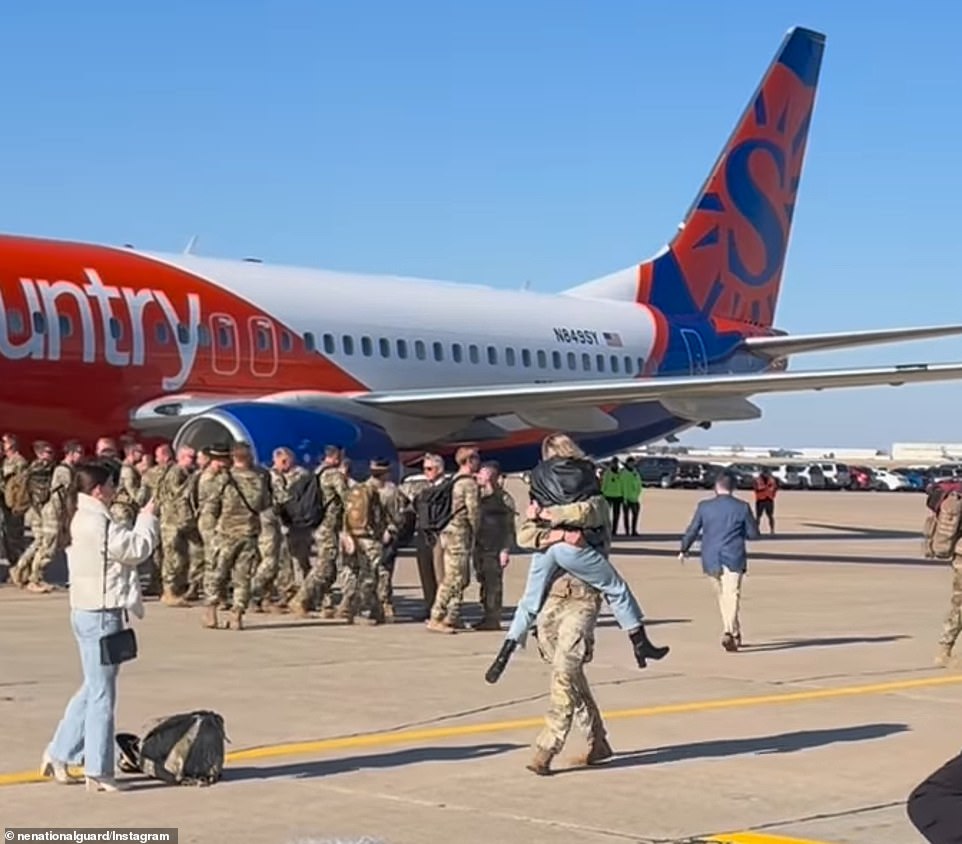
[99,516,138,666]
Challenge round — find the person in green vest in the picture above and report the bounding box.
[601,458,624,535]
[620,458,643,536]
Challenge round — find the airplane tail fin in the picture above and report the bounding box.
[565,26,825,329]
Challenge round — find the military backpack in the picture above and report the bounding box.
[116,710,227,786]
[4,469,31,515]
[343,482,383,537]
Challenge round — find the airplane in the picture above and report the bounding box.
[2,25,962,477]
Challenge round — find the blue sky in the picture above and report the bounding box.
[2,0,960,449]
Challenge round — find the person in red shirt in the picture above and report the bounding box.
[753,469,778,535]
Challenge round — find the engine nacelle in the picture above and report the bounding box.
[172,402,399,479]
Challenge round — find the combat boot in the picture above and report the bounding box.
[201,604,218,629]
[381,602,395,623]
[319,606,336,619]
[471,616,502,631]
[570,736,613,767]
[936,644,954,668]
[525,748,554,776]
[426,618,455,634]
[161,588,189,608]
[227,609,244,630]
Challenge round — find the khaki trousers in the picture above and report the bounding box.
[710,568,743,637]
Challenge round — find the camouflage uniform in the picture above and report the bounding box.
[282,465,315,591]
[110,462,141,528]
[430,474,481,626]
[206,467,267,612]
[195,466,223,582]
[1,452,27,561]
[939,557,962,659]
[376,479,411,613]
[251,467,285,605]
[475,486,517,627]
[157,465,205,596]
[292,465,346,614]
[340,477,390,623]
[517,499,611,769]
[11,459,55,585]
[25,461,74,586]
[139,462,170,583]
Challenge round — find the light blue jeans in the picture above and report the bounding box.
[47,609,123,777]
[507,542,644,645]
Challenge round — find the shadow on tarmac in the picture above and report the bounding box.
[578,723,910,770]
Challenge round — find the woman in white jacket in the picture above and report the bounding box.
[42,460,159,792]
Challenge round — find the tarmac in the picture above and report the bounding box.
[0,485,956,844]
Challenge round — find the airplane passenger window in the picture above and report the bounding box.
[109,317,123,341]
[304,332,316,352]
[341,335,354,355]
[280,331,293,353]
[58,315,72,337]
[567,352,576,370]
[257,329,270,351]
[7,310,23,335]
[610,356,619,373]
[218,326,232,348]
[468,344,479,364]
[552,351,562,369]
[637,357,645,374]
[624,355,633,374]
[452,343,463,363]
[361,336,373,357]
[596,354,605,372]
[397,339,408,359]
[433,341,444,361]
[379,338,391,358]
[505,348,516,366]
[582,353,591,370]
[536,350,547,368]
[521,349,531,368]
[323,334,335,354]
[155,323,169,344]
[487,346,498,365]
[32,312,46,333]
[198,325,211,347]
[415,340,426,360]
[178,324,190,344]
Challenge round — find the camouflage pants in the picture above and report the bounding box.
[252,519,283,599]
[293,525,338,611]
[160,522,205,593]
[430,531,471,624]
[198,518,218,578]
[206,534,259,612]
[342,536,384,620]
[474,549,504,622]
[939,562,962,651]
[533,579,605,756]
[15,511,62,585]
[2,508,24,561]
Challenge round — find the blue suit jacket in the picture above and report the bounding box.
[680,493,759,575]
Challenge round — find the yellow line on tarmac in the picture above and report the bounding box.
[709,834,831,844]
[1,672,959,788]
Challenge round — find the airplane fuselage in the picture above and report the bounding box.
[0,235,764,468]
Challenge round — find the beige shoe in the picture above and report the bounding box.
[570,736,613,767]
[85,776,126,793]
[525,748,554,776]
[936,646,953,668]
[227,609,244,630]
[41,751,81,785]
[201,605,219,629]
[425,619,455,634]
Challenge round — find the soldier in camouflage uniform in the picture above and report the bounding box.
[15,441,84,592]
[194,445,227,603]
[473,460,516,631]
[516,494,613,775]
[281,454,315,595]
[250,455,283,612]
[157,446,205,606]
[203,442,267,630]
[1,433,28,562]
[139,443,173,594]
[10,441,57,590]
[427,446,481,633]
[291,445,347,618]
[110,441,144,528]
[339,459,392,624]
[376,469,414,621]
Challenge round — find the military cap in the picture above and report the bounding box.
[370,458,391,473]
[206,442,232,460]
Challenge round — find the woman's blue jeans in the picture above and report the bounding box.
[47,608,122,777]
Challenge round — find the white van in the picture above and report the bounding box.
[818,462,851,490]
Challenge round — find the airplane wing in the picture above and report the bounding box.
[742,324,962,358]
[356,361,962,418]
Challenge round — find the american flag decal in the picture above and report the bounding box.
[603,331,623,347]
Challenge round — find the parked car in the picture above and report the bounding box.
[797,464,827,490]
[818,462,851,490]
[772,464,803,489]
[848,466,876,491]
[635,457,680,488]
[929,464,962,483]
[674,461,705,488]
[891,467,927,491]
[725,463,762,490]
[873,468,911,491]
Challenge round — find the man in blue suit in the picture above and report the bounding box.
[679,471,759,652]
